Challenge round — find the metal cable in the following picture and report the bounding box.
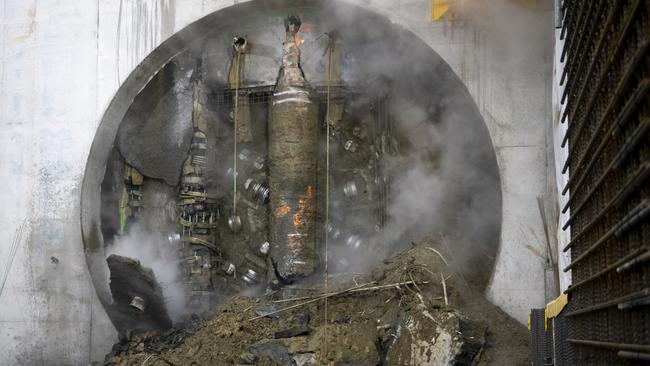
[233,50,241,215]
[323,35,333,360]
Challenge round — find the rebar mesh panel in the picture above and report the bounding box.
[560,0,650,364]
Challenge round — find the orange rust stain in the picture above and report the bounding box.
[275,204,291,218]
[293,185,313,231]
[298,186,312,212]
[293,211,303,229]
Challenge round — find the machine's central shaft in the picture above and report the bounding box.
[268,16,319,281]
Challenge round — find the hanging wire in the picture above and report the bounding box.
[233,49,242,216]
[323,33,334,361]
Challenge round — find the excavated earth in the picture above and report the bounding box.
[104,239,530,365]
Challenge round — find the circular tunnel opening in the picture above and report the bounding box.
[81,0,501,332]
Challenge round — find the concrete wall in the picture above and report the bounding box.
[0,0,555,364]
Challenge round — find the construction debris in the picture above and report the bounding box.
[105,241,530,365]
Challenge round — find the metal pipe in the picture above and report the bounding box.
[614,201,650,236]
[614,161,650,202]
[559,3,618,92]
[559,0,585,64]
[612,119,650,169]
[564,288,650,317]
[567,338,650,353]
[617,250,650,273]
[618,295,650,310]
[559,0,572,41]
[562,114,649,215]
[563,75,649,184]
[565,246,649,293]
[564,200,649,271]
[562,2,622,122]
[559,1,590,105]
[559,1,600,107]
[565,0,598,76]
[569,339,650,354]
[560,45,604,126]
[561,77,650,180]
[268,16,318,281]
[618,351,650,361]
[560,0,643,142]
[562,160,649,235]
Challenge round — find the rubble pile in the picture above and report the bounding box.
[105,241,530,365]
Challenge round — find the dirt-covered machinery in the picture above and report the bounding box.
[105,15,395,327]
[89,2,502,343]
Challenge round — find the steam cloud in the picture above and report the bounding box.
[106,223,187,321]
[101,0,551,317]
[309,1,515,284]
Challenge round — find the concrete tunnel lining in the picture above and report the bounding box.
[80,0,502,329]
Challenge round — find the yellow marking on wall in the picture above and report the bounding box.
[431,0,452,21]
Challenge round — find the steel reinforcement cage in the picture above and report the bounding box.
[559,0,650,364]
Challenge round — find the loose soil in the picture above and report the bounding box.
[105,239,530,365]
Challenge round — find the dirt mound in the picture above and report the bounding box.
[105,241,530,365]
